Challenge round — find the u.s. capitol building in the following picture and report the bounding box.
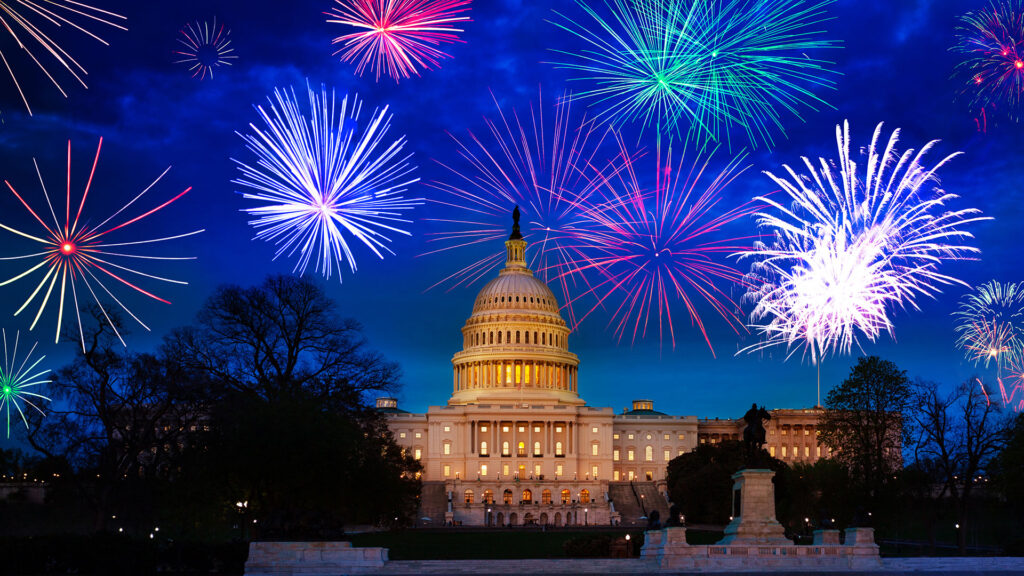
[378,215,826,527]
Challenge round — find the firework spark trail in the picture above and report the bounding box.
[952,0,1024,122]
[547,0,839,149]
[0,138,202,350]
[234,84,421,281]
[173,17,237,80]
[557,134,759,353]
[0,1,126,115]
[0,329,50,438]
[421,90,634,328]
[954,280,1024,370]
[326,0,471,82]
[737,121,990,363]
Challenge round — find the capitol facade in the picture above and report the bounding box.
[379,215,826,527]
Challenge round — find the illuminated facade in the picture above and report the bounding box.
[380,221,827,526]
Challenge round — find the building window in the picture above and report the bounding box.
[503,464,510,476]
[561,489,571,504]
[817,446,821,458]
[518,441,526,456]
[556,426,562,433]
[677,448,684,456]
[627,449,634,461]
[414,448,422,460]
[415,432,422,439]
[518,426,525,433]
[443,442,451,455]
[481,426,488,432]
[534,464,541,477]
[613,449,620,461]
[534,441,541,456]
[804,446,810,457]
[770,446,776,457]
[781,446,787,457]
[781,429,787,435]
[503,441,510,456]
[591,465,598,479]
[628,470,635,481]
[444,425,451,432]
[483,489,494,504]
[555,464,563,476]
[664,449,671,462]
[613,470,620,481]
[465,490,474,504]
[592,427,598,434]
[542,489,552,505]
[522,489,532,503]
[793,445,798,458]
[628,434,634,440]
[480,441,489,455]
[646,434,652,440]
[804,429,810,436]
[678,434,685,440]
[645,446,653,462]
[481,464,487,476]
[443,465,451,477]
[555,442,563,456]
[664,434,670,440]
[503,489,513,505]
[613,433,620,440]
[645,471,653,481]
[534,426,541,433]
[591,443,599,456]
[503,426,509,433]
[580,489,590,504]
[399,432,406,439]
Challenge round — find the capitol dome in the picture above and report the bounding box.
[449,208,582,406]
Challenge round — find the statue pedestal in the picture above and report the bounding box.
[717,468,790,546]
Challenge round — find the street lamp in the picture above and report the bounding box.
[584,508,588,526]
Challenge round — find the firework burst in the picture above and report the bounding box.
[0,1,126,115]
[0,329,49,438]
[564,137,758,352]
[173,17,237,80]
[422,90,630,328]
[234,84,421,281]
[547,0,839,149]
[738,121,990,362]
[326,0,471,82]
[0,138,202,350]
[952,0,1024,122]
[954,280,1024,370]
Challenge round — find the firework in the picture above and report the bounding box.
[0,1,126,115]
[326,0,471,82]
[952,0,1024,121]
[0,138,202,350]
[422,90,630,328]
[234,84,421,281]
[173,17,237,80]
[738,121,990,362]
[0,330,49,438]
[954,281,1024,370]
[978,374,1024,412]
[564,137,758,352]
[547,0,839,148]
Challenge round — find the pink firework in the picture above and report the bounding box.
[952,0,1024,121]
[0,139,202,350]
[564,137,759,353]
[173,17,238,80]
[978,374,1024,412]
[325,0,472,82]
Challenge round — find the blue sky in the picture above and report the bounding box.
[0,0,1021,449]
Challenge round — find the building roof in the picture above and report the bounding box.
[621,407,668,416]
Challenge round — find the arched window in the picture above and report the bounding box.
[517,441,526,456]
[542,333,546,345]
[542,489,552,504]
[490,332,494,344]
[506,331,511,344]
[522,489,532,503]
[525,332,529,344]
[555,441,563,456]
[534,331,538,343]
[498,331,502,344]
[480,441,488,456]
[464,490,474,504]
[483,489,494,504]
[475,333,479,345]
[561,489,571,504]
[533,441,541,456]
[503,489,513,505]
[645,445,654,462]
[502,441,510,456]
[516,331,521,343]
[580,489,590,504]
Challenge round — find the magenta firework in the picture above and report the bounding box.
[173,17,238,80]
[739,122,990,363]
[234,84,421,281]
[952,0,1024,121]
[0,139,202,350]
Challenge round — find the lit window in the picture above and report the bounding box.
[399,432,406,439]
[517,441,526,456]
[480,441,488,455]
[793,445,798,457]
[664,434,670,440]
[444,426,451,432]
[613,434,620,440]
[534,426,541,433]
[555,442,563,456]
[534,441,541,456]
[804,446,810,457]
[645,471,653,481]
[613,449,620,461]
[628,470,635,481]
[591,465,598,478]
[556,426,562,433]
[678,434,685,440]
[700,438,706,444]
[481,426,488,432]
[645,446,653,462]
[534,464,541,477]
[770,446,776,457]
[592,427,598,434]
[465,490,474,504]
[592,443,599,456]
[804,429,810,436]
[664,449,671,462]
[503,464,509,476]
[627,449,634,461]
[781,429,787,436]
[580,489,591,504]
[503,441,510,456]
[518,426,525,433]
[646,434,652,440]
[481,465,487,476]
[628,434,634,440]
[677,449,684,456]
[613,470,620,481]
[414,449,422,460]
[556,464,563,476]
[443,442,451,455]
[542,489,552,505]
[816,446,821,458]
[561,489,571,504]
[415,432,422,438]
[503,426,509,433]
[781,446,787,457]
[443,465,451,477]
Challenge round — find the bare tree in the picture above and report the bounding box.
[912,378,1011,554]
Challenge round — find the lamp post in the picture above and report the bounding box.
[584,508,588,526]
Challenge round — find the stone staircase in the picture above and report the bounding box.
[607,482,670,527]
[418,482,448,527]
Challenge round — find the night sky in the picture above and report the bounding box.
[1,0,1021,450]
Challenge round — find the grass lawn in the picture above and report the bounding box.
[347,528,724,560]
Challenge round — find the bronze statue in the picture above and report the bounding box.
[509,205,522,240]
[742,403,771,448]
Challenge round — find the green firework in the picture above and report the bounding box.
[0,330,51,438]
